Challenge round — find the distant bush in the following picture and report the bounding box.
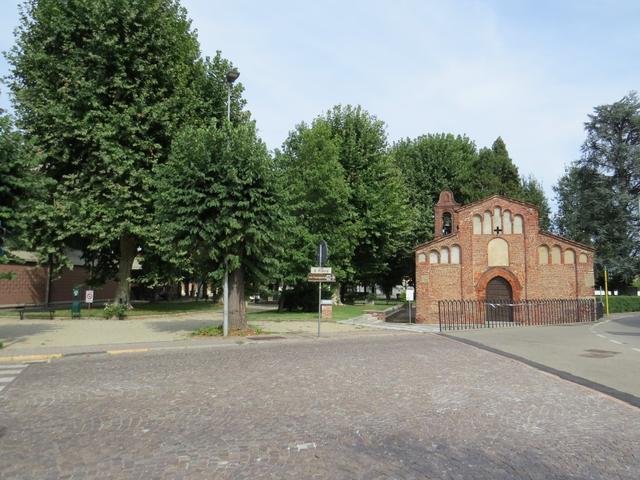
[103,303,128,319]
[603,295,640,313]
[279,284,332,312]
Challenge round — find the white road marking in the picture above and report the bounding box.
[633,348,640,353]
[609,340,622,345]
[0,364,26,369]
[0,385,4,392]
[0,370,22,375]
[0,377,17,383]
[596,334,606,338]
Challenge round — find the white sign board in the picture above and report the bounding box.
[85,290,94,304]
[310,267,332,274]
[405,287,415,302]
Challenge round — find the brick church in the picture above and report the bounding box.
[415,190,595,324]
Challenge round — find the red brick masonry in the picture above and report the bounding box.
[415,191,595,324]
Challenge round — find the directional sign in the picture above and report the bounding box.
[307,273,335,283]
[310,267,332,274]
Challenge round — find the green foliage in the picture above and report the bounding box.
[7,0,218,300]
[103,303,128,319]
[554,92,640,287]
[277,105,415,295]
[517,175,551,230]
[605,295,640,313]
[278,284,332,312]
[154,120,283,291]
[468,137,521,201]
[192,325,222,336]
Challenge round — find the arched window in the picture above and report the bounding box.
[429,250,439,264]
[579,253,588,264]
[482,211,492,234]
[503,210,512,234]
[417,253,426,264]
[538,245,549,265]
[472,215,482,235]
[451,245,461,264]
[487,238,509,266]
[440,246,450,264]
[564,249,575,264]
[513,215,524,234]
[442,212,452,235]
[551,246,561,264]
[493,207,502,233]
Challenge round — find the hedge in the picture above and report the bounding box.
[599,295,640,313]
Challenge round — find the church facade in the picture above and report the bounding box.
[415,190,595,324]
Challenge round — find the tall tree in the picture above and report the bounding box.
[155,120,283,330]
[554,92,640,287]
[7,0,209,304]
[468,137,522,201]
[391,133,478,243]
[518,175,551,231]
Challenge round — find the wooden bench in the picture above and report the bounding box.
[16,306,56,320]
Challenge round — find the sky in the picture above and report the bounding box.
[1,0,639,206]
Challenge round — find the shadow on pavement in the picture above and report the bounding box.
[0,323,61,346]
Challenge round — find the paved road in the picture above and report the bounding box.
[447,313,640,399]
[1,333,639,479]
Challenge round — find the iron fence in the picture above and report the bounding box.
[438,298,596,331]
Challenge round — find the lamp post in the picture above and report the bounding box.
[223,68,239,337]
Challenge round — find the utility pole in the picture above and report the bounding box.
[223,68,240,337]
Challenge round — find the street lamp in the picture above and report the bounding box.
[223,68,239,337]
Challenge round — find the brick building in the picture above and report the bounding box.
[0,250,119,307]
[415,190,595,324]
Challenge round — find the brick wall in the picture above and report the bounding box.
[0,263,119,307]
[416,193,595,324]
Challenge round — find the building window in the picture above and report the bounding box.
[451,245,461,264]
[440,246,450,264]
[442,212,452,235]
[487,238,509,266]
[551,245,561,264]
[473,215,482,235]
[418,253,426,263]
[429,250,439,264]
[513,214,523,234]
[493,207,502,232]
[503,210,512,234]
[482,211,492,234]
[538,245,549,265]
[564,249,575,264]
[579,253,588,264]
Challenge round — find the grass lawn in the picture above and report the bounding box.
[0,300,221,319]
[247,303,394,322]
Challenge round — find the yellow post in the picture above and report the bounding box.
[604,266,609,316]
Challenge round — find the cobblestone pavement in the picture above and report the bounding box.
[0,334,639,479]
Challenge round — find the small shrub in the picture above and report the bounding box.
[103,303,128,320]
[192,325,222,336]
[0,341,3,349]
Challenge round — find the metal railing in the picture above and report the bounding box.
[438,298,596,331]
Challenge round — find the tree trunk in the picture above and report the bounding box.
[332,284,342,305]
[228,267,247,330]
[114,234,137,306]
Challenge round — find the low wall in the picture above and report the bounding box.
[364,304,405,321]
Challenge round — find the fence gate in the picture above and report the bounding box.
[438,298,596,331]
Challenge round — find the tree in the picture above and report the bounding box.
[554,92,640,287]
[391,133,478,244]
[155,120,283,330]
[7,0,209,304]
[275,119,357,288]
[518,175,551,231]
[468,137,522,201]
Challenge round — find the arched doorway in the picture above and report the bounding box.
[486,276,513,323]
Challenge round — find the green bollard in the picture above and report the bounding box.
[71,286,81,318]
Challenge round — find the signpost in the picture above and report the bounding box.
[309,241,332,337]
[406,287,415,324]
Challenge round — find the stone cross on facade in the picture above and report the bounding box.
[494,226,503,235]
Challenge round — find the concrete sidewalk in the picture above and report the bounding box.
[0,313,379,361]
[445,313,640,403]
